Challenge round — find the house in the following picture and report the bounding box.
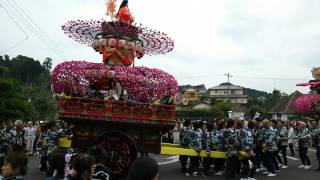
[179,84,207,102]
[269,90,303,121]
[208,82,248,104]
[192,102,212,110]
[184,88,200,102]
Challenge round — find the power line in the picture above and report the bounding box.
[0,1,28,38]
[0,1,29,54]
[3,0,65,58]
[0,0,65,58]
[176,74,224,79]
[232,75,309,81]
[0,37,28,54]
[2,0,39,37]
[10,0,67,57]
[176,73,309,81]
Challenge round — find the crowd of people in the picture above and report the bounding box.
[0,119,111,180]
[1,118,319,180]
[0,119,160,180]
[0,120,33,179]
[172,118,320,180]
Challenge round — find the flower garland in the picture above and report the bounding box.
[292,94,320,114]
[51,61,178,103]
[61,20,174,55]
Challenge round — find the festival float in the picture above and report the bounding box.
[293,67,320,117]
[51,0,177,178]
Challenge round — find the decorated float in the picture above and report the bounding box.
[51,0,177,178]
[293,67,320,116]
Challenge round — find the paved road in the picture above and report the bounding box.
[25,149,319,180]
[156,149,320,180]
[25,155,45,180]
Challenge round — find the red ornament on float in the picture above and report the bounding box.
[52,0,177,103]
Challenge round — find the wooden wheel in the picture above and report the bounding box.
[93,131,137,179]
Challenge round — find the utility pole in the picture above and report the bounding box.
[224,73,232,83]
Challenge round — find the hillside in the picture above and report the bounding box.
[245,88,271,97]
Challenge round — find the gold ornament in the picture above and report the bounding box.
[311,67,320,80]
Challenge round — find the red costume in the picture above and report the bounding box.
[118,7,133,24]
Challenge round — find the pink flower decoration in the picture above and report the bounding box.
[51,61,178,103]
[61,20,174,56]
[293,94,320,113]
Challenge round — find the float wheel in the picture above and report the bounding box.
[93,131,137,179]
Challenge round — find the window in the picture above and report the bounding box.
[277,113,281,118]
[188,93,195,98]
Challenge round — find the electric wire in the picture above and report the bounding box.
[0,1,28,38]
[177,74,309,81]
[3,0,64,58]
[10,0,67,57]
[0,37,28,54]
[0,0,65,58]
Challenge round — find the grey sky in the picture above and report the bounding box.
[0,0,319,94]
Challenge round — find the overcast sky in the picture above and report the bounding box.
[1,0,319,94]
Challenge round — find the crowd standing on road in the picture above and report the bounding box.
[0,119,113,180]
[175,118,320,180]
[0,118,319,180]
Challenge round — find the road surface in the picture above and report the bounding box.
[25,149,319,180]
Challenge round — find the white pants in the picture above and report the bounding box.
[26,136,35,154]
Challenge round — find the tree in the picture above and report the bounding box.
[43,57,53,72]
[213,100,232,117]
[176,108,224,118]
[23,86,57,120]
[0,71,38,121]
[244,89,282,119]
[0,66,7,77]
[0,55,58,121]
[247,105,265,119]
[8,55,45,85]
[265,89,281,111]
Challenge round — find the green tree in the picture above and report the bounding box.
[265,89,281,111]
[42,57,52,72]
[0,55,57,121]
[0,69,38,120]
[0,66,7,77]
[6,55,45,85]
[214,100,232,117]
[247,105,264,119]
[23,86,57,120]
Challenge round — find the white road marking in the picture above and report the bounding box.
[158,159,179,166]
[286,156,298,161]
[158,155,179,165]
[159,153,301,166]
[309,149,316,152]
[166,155,179,160]
[279,153,298,161]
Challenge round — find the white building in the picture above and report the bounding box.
[192,102,212,110]
[208,82,248,104]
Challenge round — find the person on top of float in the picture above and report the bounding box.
[116,0,133,25]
